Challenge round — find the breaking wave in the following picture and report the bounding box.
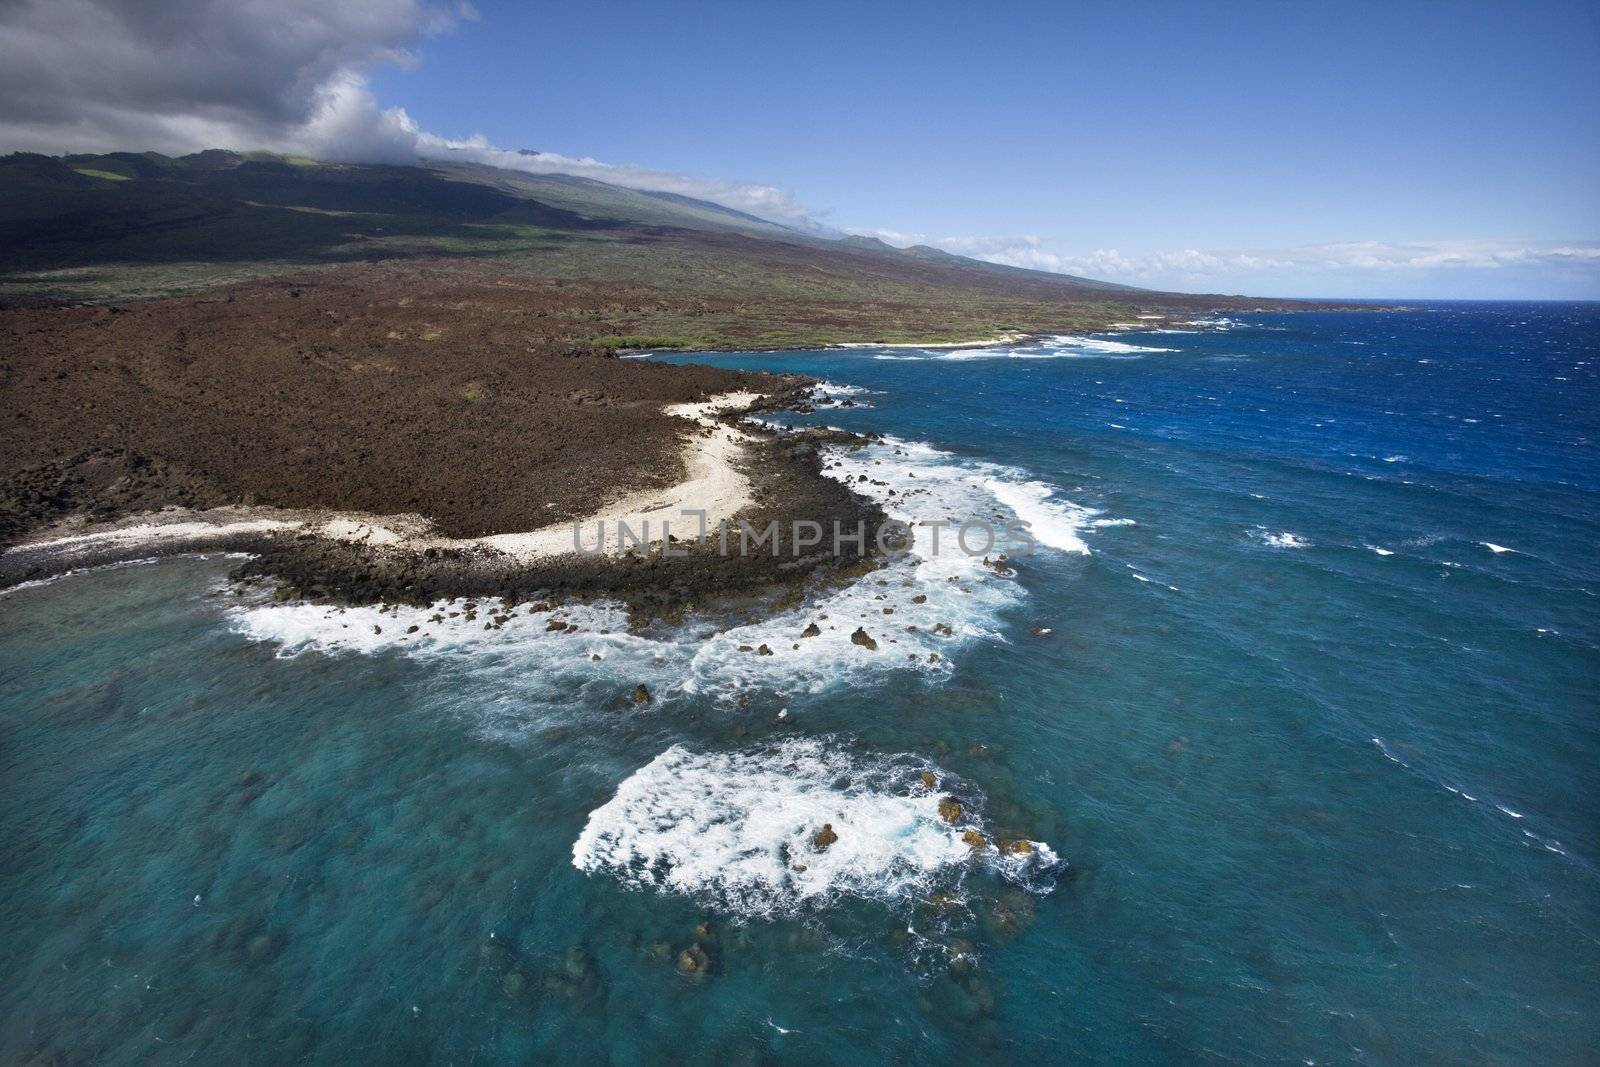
[1252,528,1312,549]
[227,425,1121,707]
[872,334,1177,361]
[571,738,1060,919]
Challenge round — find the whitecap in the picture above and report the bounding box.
[1372,737,1409,767]
[571,738,1059,919]
[1253,529,1312,549]
[871,335,1178,362]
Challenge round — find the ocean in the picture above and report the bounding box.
[2,303,1596,1064]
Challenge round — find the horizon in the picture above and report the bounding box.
[1,0,1597,299]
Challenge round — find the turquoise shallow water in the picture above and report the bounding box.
[3,304,1597,1063]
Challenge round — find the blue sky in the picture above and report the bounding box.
[2,0,1595,297]
[366,0,1600,298]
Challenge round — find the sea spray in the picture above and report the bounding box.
[571,738,1059,919]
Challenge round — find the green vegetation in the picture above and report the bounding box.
[70,168,131,182]
[592,335,691,351]
[0,148,1282,347]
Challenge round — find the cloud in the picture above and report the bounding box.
[850,230,1600,298]
[0,0,826,228]
[409,134,828,231]
[0,0,468,157]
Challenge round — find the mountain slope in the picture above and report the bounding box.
[0,149,1310,344]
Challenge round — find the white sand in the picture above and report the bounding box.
[469,390,760,559]
[22,517,299,552]
[5,391,764,568]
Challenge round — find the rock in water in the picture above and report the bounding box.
[676,944,712,978]
[962,830,990,850]
[800,622,821,638]
[850,627,878,650]
[631,684,652,705]
[937,796,962,823]
[919,771,938,790]
[998,838,1033,855]
[812,823,839,850]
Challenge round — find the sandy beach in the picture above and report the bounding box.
[0,391,770,584]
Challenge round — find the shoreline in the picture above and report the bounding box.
[0,387,891,615]
[0,390,761,569]
[626,304,1392,358]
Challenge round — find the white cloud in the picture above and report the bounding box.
[849,230,1600,298]
[0,0,826,228]
[411,134,828,231]
[0,0,468,156]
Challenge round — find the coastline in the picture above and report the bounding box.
[0,386,890,615]
[0,270,1391,609]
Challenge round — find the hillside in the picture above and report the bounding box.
[0,149,1306,347]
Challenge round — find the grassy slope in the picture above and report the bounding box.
[0,150,1297,347]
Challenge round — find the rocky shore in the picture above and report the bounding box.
[2,403,894,627]
[0,272,904,614]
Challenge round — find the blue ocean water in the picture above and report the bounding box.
[2,303,1597,1064]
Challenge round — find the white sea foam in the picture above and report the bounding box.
[1049,334,1178,354]
[981,478,1092,554]
[873,334,1176,361]
[1253,529,1312,549]
[1480,541,1517,554]
[226,428,1124,703]
[812,381,876,407]
[571,738,1059,919]
[1181,317,1249,329]
[1366,545,1395,556]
